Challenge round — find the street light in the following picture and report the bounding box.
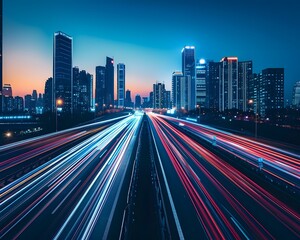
[56,98,63,132]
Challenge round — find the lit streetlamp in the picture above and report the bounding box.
[56,98,63,131]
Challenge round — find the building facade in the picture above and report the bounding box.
[105,57,114,108]
[172,71,188,110]
[206,61,221,110]
[73,67,93,113]
[135,94,141,109]
[117,63,125,108]
[248,73,260,114]
[196,59,207,108]
[238,61,252,111]
[44,77,53,113]
[95,66,105,111]
[219,57,239,111]
[260,68,284,117]
[153,82,168,109]
[53,31,73,113]
[182,46,196,111]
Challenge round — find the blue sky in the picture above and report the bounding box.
[4,0,300,101]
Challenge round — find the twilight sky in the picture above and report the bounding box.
[4,0,300,101]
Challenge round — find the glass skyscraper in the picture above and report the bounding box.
[53,31,73,113]
[95,65,105,111]
[117,63,125,108]
[182,46,196,111]
[219,57,239,111]
[105,57,114,108]
[196,59,207,108]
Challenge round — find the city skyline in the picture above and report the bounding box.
[3,0,300,101]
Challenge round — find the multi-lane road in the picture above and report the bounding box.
[148,113,300,239]
[1,113,143,239]
[0,112,299,239]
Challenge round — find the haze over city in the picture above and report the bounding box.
[4,0,300,100]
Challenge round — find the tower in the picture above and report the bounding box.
[182,46,196,111]
[53,31,73,113]
[117,63,125,108]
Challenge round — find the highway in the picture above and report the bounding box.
[148,113,300,239]
[0,113,143,239]
[0,114,130,187]
[0,111,299,239]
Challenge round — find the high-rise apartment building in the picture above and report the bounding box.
[248,73,261,114]
[117,63,125,108]
[153,82,166,109]
[260,68,284,116]
[219,57,238,111]
[53,31,73,113]
[206,61,221,110]
[172,71,187,110]
[182,46,196,111]
[238,61,252,111]
[164,90,171,109]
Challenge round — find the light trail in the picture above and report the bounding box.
[148,113,300,239]
[0,114,142,239]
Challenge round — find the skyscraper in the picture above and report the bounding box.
[196,59,207,108]
[53,31,73,113]
[105,57,114,108]
[292,81,300,108]
[153,82,166,109]
[24,94,32,113]
[182,46,196,111]
[125,89,132,108]
[117,63,125,108]
[14,96,24,112]
[95,66,106,111]
[78,70,93,112]
[73,67,80,111]
[248,73,260,114]
[206,61,221,110]
[73,67,93,113]
[238,61,252,111]
[44,77,53,113]
[260,68,284,116]
[164,90,171,109]
[135,94,141,109]
[172,71,187,110]
[219,57,239,111]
